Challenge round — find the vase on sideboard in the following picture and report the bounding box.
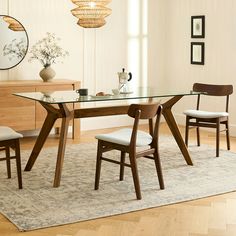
[39,65,56,82]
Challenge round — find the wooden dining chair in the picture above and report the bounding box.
[94,103,164,200]
[184,83,233,157]
[0,126,23,189]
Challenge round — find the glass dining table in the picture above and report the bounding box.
[14,87,199,187]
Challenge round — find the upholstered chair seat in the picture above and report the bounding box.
[184,110,229,119]
[95,128,153,147]
[0,126,23,141]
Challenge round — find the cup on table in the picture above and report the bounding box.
[76,88,88,96]
[112,89,120,95]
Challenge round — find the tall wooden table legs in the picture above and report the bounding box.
[24,95,193,187]
[162,96,193,165]
[24,102,74,187]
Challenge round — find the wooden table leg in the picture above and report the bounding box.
[24,109,58,171]
[162,96,193,166]
[25,103,73,187]
[53,104,72,187]
[25,102,73,187]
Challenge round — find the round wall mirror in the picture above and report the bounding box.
[0,15,29,70]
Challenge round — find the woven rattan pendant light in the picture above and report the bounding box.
[71,0,112,28]
[3,0,24,31]
[3,16,24,31]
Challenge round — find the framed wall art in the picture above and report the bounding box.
[191,15,205,38]
[191,42,204,65]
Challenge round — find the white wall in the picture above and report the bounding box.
[149,0,236,136]
[148,0,167,90]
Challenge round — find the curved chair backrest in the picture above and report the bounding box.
[193,83,233,96]
[128,103,159,119]
[193,83,233,112]
[128,103,162,142]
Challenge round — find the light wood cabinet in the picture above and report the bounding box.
[0,80,80,137]
[0,86,35,131]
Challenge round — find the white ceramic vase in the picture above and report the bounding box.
[39,66,56,82]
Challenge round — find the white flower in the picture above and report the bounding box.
[28,32,69,68]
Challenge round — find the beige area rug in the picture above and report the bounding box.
[1,136,236,231]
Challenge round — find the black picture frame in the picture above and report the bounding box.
[191,42,205,65]
[191,15,205,38]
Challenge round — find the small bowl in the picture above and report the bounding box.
[112,89,120,95]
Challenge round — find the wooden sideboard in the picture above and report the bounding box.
[0,80,80,138]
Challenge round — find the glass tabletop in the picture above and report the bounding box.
[13,88,199,104]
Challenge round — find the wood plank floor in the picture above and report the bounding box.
[1,123,236,236]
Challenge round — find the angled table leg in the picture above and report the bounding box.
[24,103,59,171]
[162,96,193,166]
[25,102,73,188]
[53,104,73,187]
